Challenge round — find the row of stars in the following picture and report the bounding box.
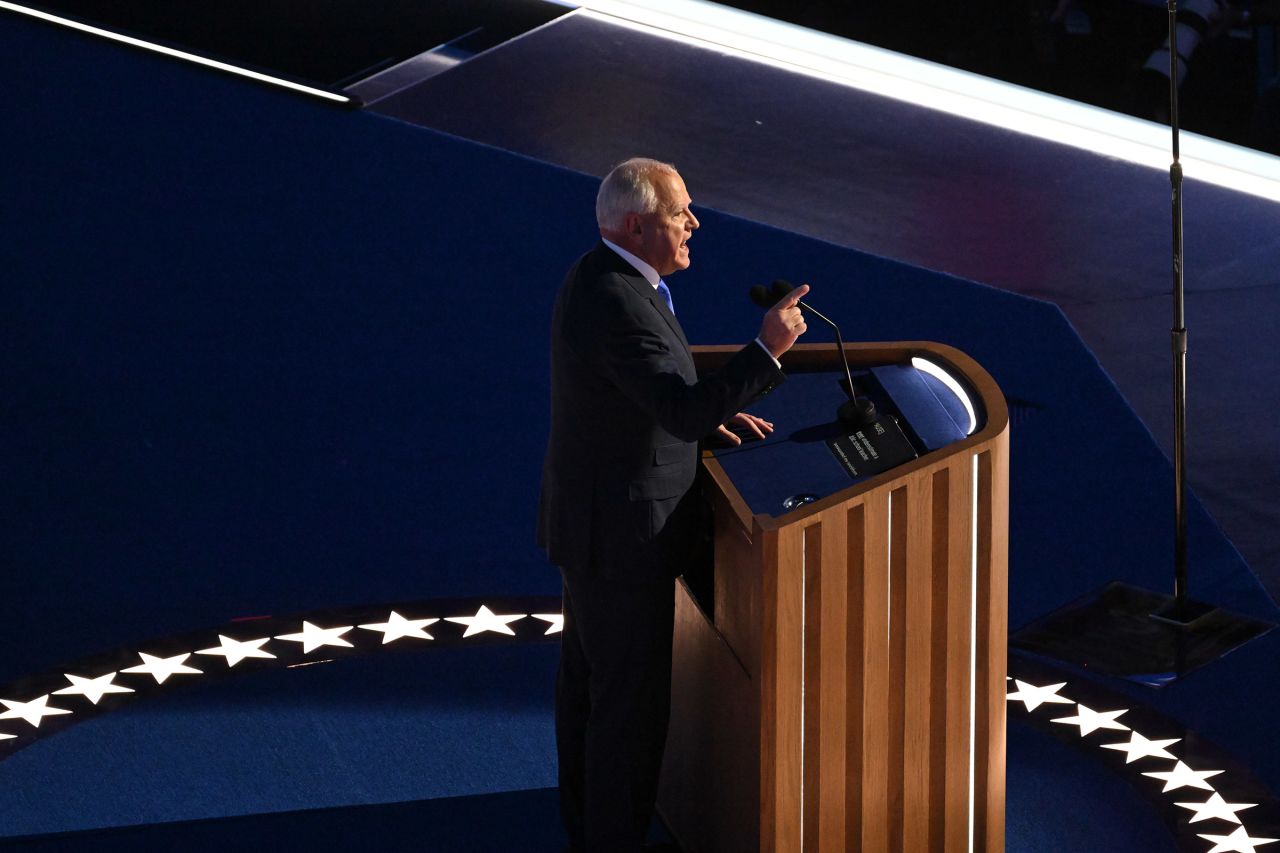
[0,605,563,740]
[1007,678,1275,853]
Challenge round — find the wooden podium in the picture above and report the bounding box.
[657,342,1009,853]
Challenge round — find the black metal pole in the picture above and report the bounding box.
[1168,0,1190,613]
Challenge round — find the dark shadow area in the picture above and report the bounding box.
[1012,581,1274,686]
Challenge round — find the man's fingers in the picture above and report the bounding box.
[780,283,810,309]
[745,414,773,436]
[717,424,742,446]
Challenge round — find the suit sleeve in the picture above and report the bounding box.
[568,275,784,442]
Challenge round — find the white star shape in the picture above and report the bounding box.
[122,652,203,684]
[1006,679,1073,712]
[0,731,14,741]
[196,635,277,667]
[531,613,564,635]
[275,621,354,654]
[1197,826,1279,853]
[0,695,73,727]
[1099,731,1180,764]
[1142,760,1223,792]
[445,605,525,637]
[53,672,135,705]
[1050,703,1130,736]
[358,611,439,644]
[1175,792,1257,825]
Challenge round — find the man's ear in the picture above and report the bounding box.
[623,211,643,237]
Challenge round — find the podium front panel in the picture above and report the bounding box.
[659,343,1008,853]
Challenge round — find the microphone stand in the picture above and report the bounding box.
[1154,0,1210,624]
[793,298,872,423]
[1008,0,1273,684]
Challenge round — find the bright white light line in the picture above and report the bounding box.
[0,1,352,104]
[574,1,1280,204]
[912,357,978,436]
[798,528,806,850]
[969,456,979,853]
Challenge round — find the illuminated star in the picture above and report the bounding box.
[1197,825,1279,853]
[1006,679,1073,712]
[1050,703,1130,736]
[0,695,73,727]
[1175,792,1257,825]
[274,621,354,654]
[196,635,276,667]
[531,613,564,635]
[1099,731,1180,764]
[445,605,525,637]
[122,652,202,684]
[1142,760,1223,792]
[358,611,439,644]
[54,672,135,705]
[0,732,14,741]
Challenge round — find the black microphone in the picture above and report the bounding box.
[749,280,876,427]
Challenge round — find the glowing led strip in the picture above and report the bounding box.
[912,357,978,436]
[969,456,979,853]
[573,0,1280,204]
[0,1,354,105]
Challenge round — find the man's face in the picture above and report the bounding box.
[631,172,700,277]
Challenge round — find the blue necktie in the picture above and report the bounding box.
[656,280,675,316]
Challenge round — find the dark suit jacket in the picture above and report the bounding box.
[537,241,784,581]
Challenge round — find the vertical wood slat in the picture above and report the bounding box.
[976,446,1009,853]
[942,455,975,852]
[844,504,867,850]
[762,524,805,852]
[887,487,908,853]
[901,474,935,853]
[857,489,891,853]
[802,522,822,851]
[927,468,952,853]
[816,512,849,852]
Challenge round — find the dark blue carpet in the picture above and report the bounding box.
[0,787,571,852]
[2,8,1278,850]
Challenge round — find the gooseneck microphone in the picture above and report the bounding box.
[749,280,877,427]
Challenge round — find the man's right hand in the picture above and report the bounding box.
[758,283,810,359]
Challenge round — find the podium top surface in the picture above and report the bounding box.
[699,342,1008,525]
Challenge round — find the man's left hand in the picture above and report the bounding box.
[716,412,774,446]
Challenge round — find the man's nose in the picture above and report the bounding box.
[687,211,700,231]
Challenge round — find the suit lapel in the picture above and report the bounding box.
[596,242,693,360]
[637,278,691,355]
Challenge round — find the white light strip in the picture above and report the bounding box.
[969,456,979,853]
[798,527,806,847]
[0,1,354,105]
[886,495,893,651]
[911,357,978,436]
[574,1,1280,204]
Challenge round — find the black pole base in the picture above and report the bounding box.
[1010,581,1273,688]
[1150,596,1217,626]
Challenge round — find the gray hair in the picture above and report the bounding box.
[595,157,678,232]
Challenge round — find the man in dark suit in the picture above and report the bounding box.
[538,157,809,852]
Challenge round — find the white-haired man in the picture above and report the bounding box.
[537,158,808,851]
